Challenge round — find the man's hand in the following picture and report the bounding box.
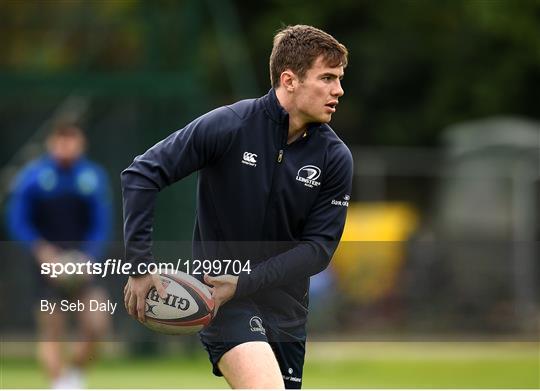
[124,273,167,322]
[32,240,60,265]
[203,274,238,315]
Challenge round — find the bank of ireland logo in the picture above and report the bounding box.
[295,165,321,188]
[242,152,257,167]
[249,316,266,335]
[331,194,350,207]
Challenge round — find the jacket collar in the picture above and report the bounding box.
[262,88,289,126]
[262,88,322,142]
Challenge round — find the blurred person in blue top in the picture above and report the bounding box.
[7,122,112,389]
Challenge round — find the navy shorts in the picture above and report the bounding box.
[199,298,306,389]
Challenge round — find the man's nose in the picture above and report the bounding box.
[333,80,344,97]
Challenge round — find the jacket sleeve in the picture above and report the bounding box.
[121,107,237,270]
[6,165,41,248]
[234,144,353,298]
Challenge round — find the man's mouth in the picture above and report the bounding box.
[325,101,338,112]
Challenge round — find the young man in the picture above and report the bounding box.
[7,124,112,388]
[122,25,352,389]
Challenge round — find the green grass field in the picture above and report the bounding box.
[1,342,538,388]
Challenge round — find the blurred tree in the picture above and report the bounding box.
[0,0,538,146]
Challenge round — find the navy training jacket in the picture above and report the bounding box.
[8,155,112,259]
[122,88,353,326]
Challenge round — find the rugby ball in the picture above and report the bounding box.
[143,270,215,334]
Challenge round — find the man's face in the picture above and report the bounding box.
[47,131,85,168]
[292,55,345,125]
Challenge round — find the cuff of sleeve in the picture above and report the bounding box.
[233,271,253,299]
[128,259,152,277]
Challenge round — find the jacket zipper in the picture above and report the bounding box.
[260,127,287,238]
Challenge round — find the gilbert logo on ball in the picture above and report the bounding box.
[143,270,214,335]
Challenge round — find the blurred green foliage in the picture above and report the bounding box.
[1,0,539,242]
[1,0,538,146]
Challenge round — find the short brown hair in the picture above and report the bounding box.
[50,121,85,138]
[269,25,348,88]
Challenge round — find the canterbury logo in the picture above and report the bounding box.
[296,165,321,188]
[241,152,257,167]
[243,152,257,163]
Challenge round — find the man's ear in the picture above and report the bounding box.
[280,70,296,92]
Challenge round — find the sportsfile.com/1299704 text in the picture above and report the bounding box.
[40,258,252,279]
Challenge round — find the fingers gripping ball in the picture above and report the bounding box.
[143,271,215,334]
